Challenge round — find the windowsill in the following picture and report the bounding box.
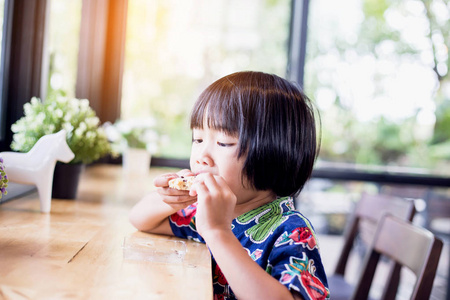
[0,182,36,204]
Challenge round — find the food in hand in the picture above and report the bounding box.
[168,176,196,190]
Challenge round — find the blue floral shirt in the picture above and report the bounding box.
[169,197,330,300]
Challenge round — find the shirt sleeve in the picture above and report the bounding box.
[268,224,330,300]
[169,203,205,243]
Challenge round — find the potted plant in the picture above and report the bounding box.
[104,118,160,175]
[10,96,111,199]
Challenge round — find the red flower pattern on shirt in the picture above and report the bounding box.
[170,203,197,226]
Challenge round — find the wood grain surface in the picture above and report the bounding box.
[0,164,212,300]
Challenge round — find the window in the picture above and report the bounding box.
[2,0,448,176]
[46,0,82,99]
[122,0,291,159]
[305,0,450,175]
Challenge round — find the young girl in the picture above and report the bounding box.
[129,71,329,300]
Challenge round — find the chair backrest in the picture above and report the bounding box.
[334,192,416,276]
[351,214,443,300]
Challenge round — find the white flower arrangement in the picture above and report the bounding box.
[11,97,111,164]
[104,118,160,155]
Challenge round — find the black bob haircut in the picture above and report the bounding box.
[190,71,320,197]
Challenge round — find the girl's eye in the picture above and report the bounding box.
[192,138,203,144]
[217,141,235,147]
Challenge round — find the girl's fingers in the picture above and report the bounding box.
[191,179,209,197]
[157,186,193,198]
[201,173,221,192]
[194,173,231,198]
[154,173,178,187]
[153,169,195,188]
[162,199,197,211]
[189,187,198,197]
[189,174,210,197]
[177,169,195,177]
[162,195,197,205]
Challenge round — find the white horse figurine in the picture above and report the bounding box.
[1,130,75,213]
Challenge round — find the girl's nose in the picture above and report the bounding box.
[195,147,214,166]
[196,155,214,166]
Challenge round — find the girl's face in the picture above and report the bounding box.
[190,126,255,204]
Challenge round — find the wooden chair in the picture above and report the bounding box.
[352,214,443,300]
[328,192,416,299]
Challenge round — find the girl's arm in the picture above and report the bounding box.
[129,170,197,235]
[192,173,303,300]
[204,230,303,300]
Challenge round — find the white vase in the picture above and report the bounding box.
[122,148,151,175]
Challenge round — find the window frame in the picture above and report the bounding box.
[0,0,48,151]
[287,0,309,88]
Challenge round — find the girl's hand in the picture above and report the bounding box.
[190,173,237,239]
[154,169,197,211]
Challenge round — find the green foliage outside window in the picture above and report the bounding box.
[306,0,450,174]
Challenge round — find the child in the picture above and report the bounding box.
[129,71,329,300]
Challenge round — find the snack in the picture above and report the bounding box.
[168,176,196,190]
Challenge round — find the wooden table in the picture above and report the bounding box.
[0,164,213,299]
